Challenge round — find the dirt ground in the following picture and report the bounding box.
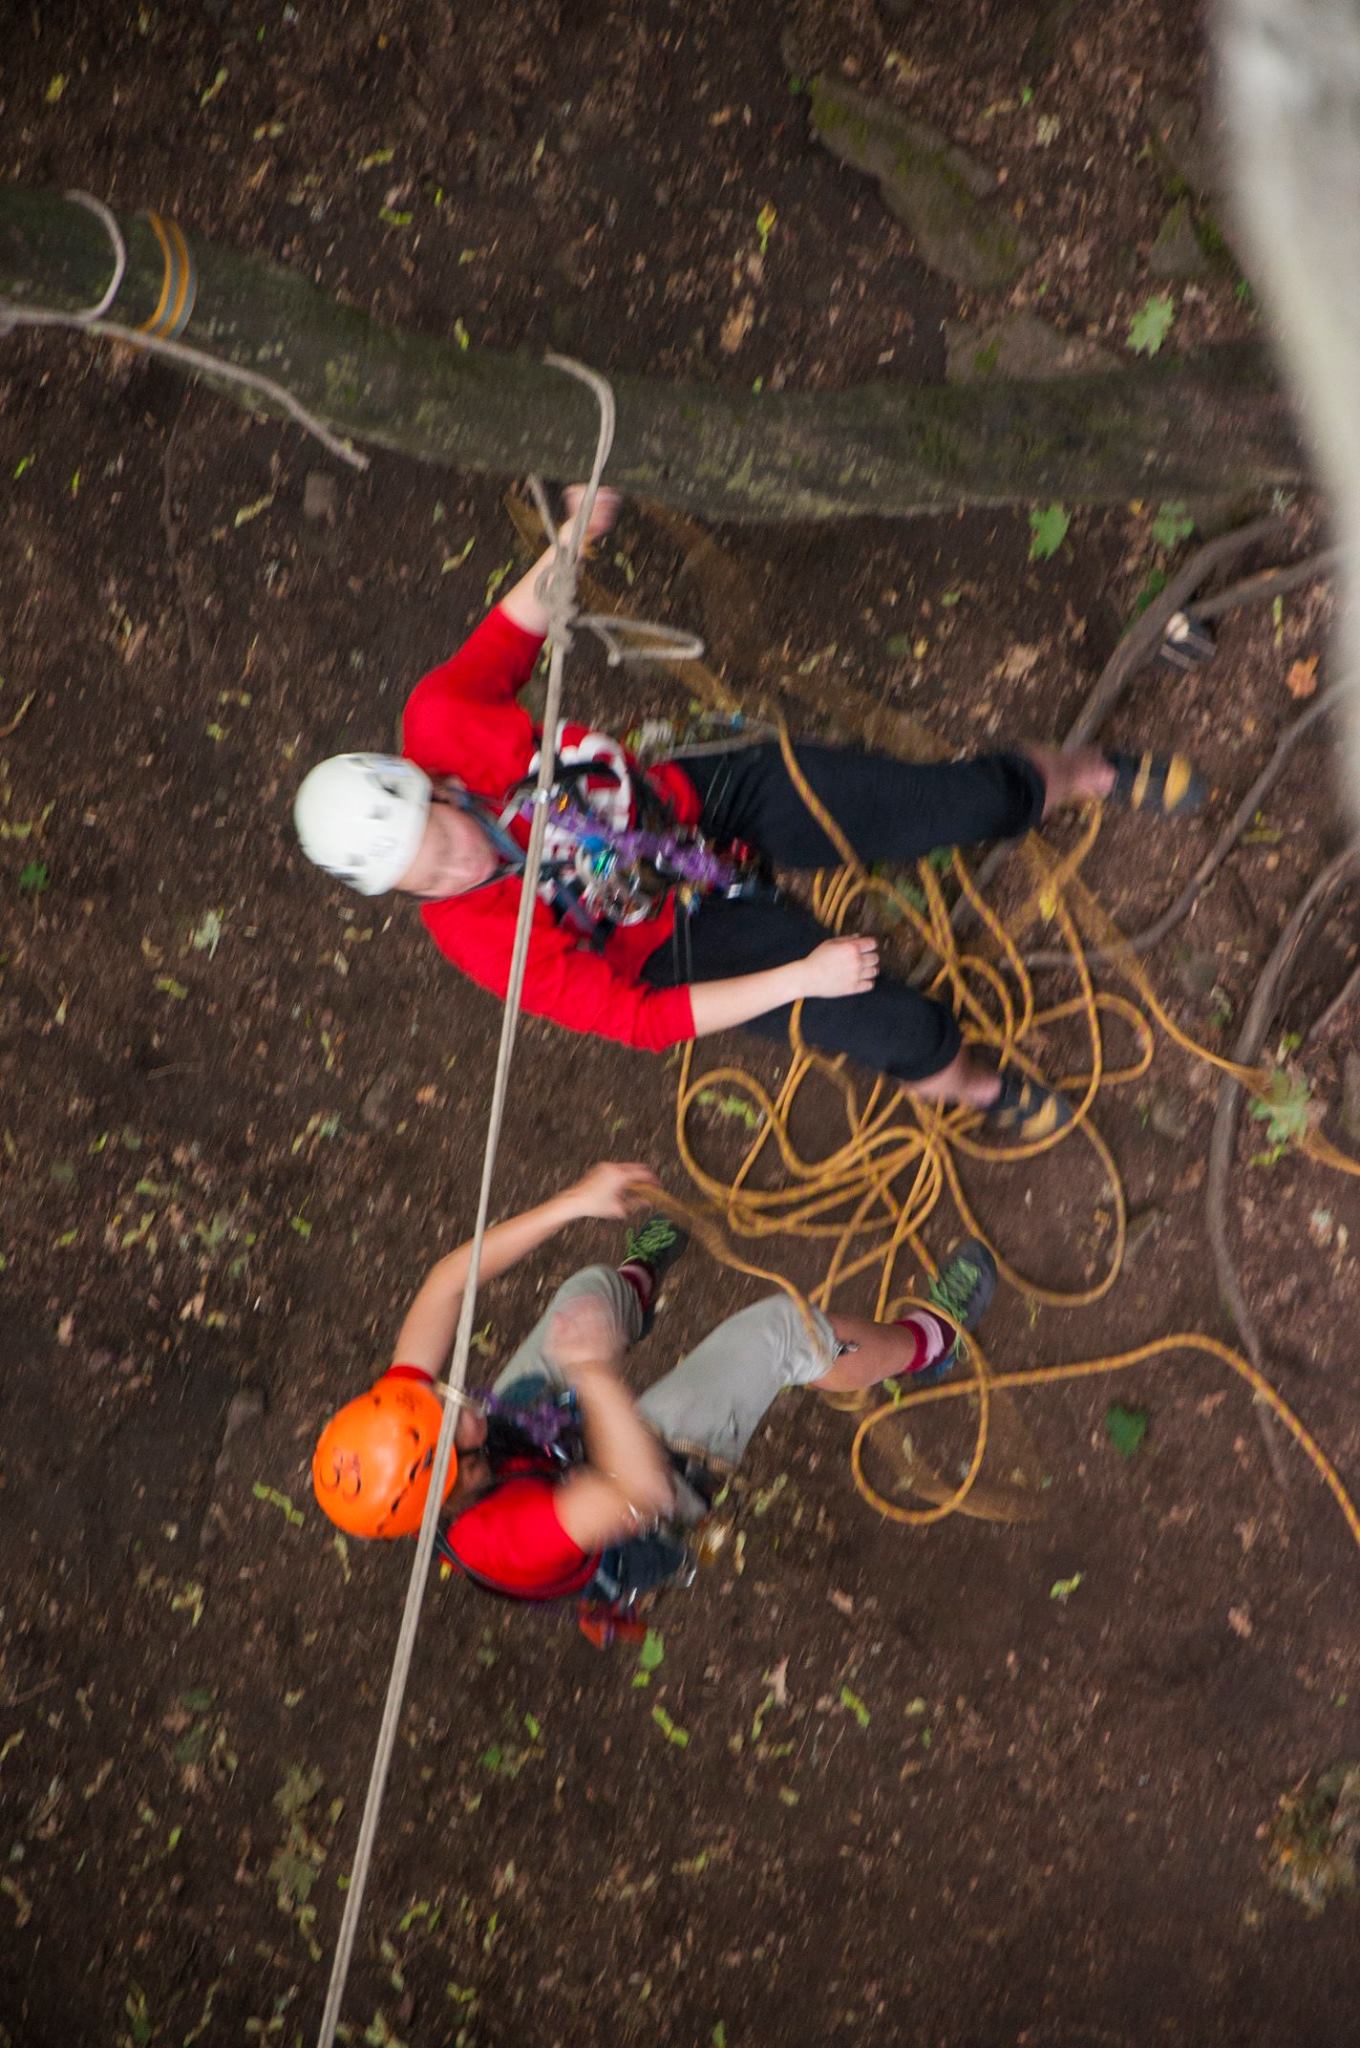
[3,3,1360,2045]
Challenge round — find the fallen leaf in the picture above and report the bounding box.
[233,493,275,529]
[1104,1404,1148,1460]
[838,1684,871,1728]
[1028,504,1070,562]
[997,643,1041,683]
[1286,654,1319,700]
[719,296,755,354]
[1228,1604,1253,1639]
[1127,293,1176,356]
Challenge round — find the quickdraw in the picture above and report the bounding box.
[447,756,771,944]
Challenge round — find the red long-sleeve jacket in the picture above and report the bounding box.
[401,607,699,1052]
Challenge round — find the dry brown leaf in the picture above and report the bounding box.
[996,643,1041,683]
[719,296,755,355]
[1286,654,1319,699]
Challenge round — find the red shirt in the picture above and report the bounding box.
[386,1362,596,1600]
[401,608,699,1053]
[444,1476,598,1600]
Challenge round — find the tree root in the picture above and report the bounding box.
[917,515,1288,979]
[1023,681,1343,972]
[1205,842,1360,1486]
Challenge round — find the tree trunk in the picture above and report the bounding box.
[0,181,1305,521]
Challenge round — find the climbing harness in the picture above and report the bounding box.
[435,1396,702,1621]
[447,751,770,947]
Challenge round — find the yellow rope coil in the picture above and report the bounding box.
[675,720,1360,1550]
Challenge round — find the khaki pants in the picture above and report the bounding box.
[494,1265,835,1476]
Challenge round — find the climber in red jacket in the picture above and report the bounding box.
[310,1161,998,1618]
[294,487,1205,1138]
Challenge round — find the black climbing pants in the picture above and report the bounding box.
[640,739,1045,1083]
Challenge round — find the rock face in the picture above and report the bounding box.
[1149,198,1213,282]
[944,312,1116,385]
[808,77,1034,291]
[1146,90,1231,207]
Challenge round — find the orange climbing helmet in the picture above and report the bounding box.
[311,1373,457,1539]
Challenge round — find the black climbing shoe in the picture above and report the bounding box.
[1105,749,1207,819]
[919,1236,999,1385]
[984,1070,1074,1144]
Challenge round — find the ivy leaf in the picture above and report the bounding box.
[1028,504,1070,562]
[1105,1404,1148,1460]
[1128,294,1176,356]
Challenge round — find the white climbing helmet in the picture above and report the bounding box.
[293,754,433,896]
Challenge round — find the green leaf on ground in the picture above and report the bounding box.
[1050,1573,1083,1603]
[639,1628,665,1673]
[275,1764,324,1819]
[252,1482,305,1527]
[1250,1068,1312,1164]
[18,861,49,894]
[1128,293,1175,356]
[1028,504,1070,561]
[1151,501,1195,550]
[838,1684,871,1728]
[1132,565,1168,615]
[652,1705,690,1748]
[695,1088,764,1130]
[1105,1404,1148,1460]
[190,909,225,956]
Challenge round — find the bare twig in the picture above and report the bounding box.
[1063,513,1284,746]
[1304,955,1360,1048]
[1194,545,1340,622]
[0,691,34,741]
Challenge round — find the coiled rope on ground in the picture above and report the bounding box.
[671,719,1360,1548]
